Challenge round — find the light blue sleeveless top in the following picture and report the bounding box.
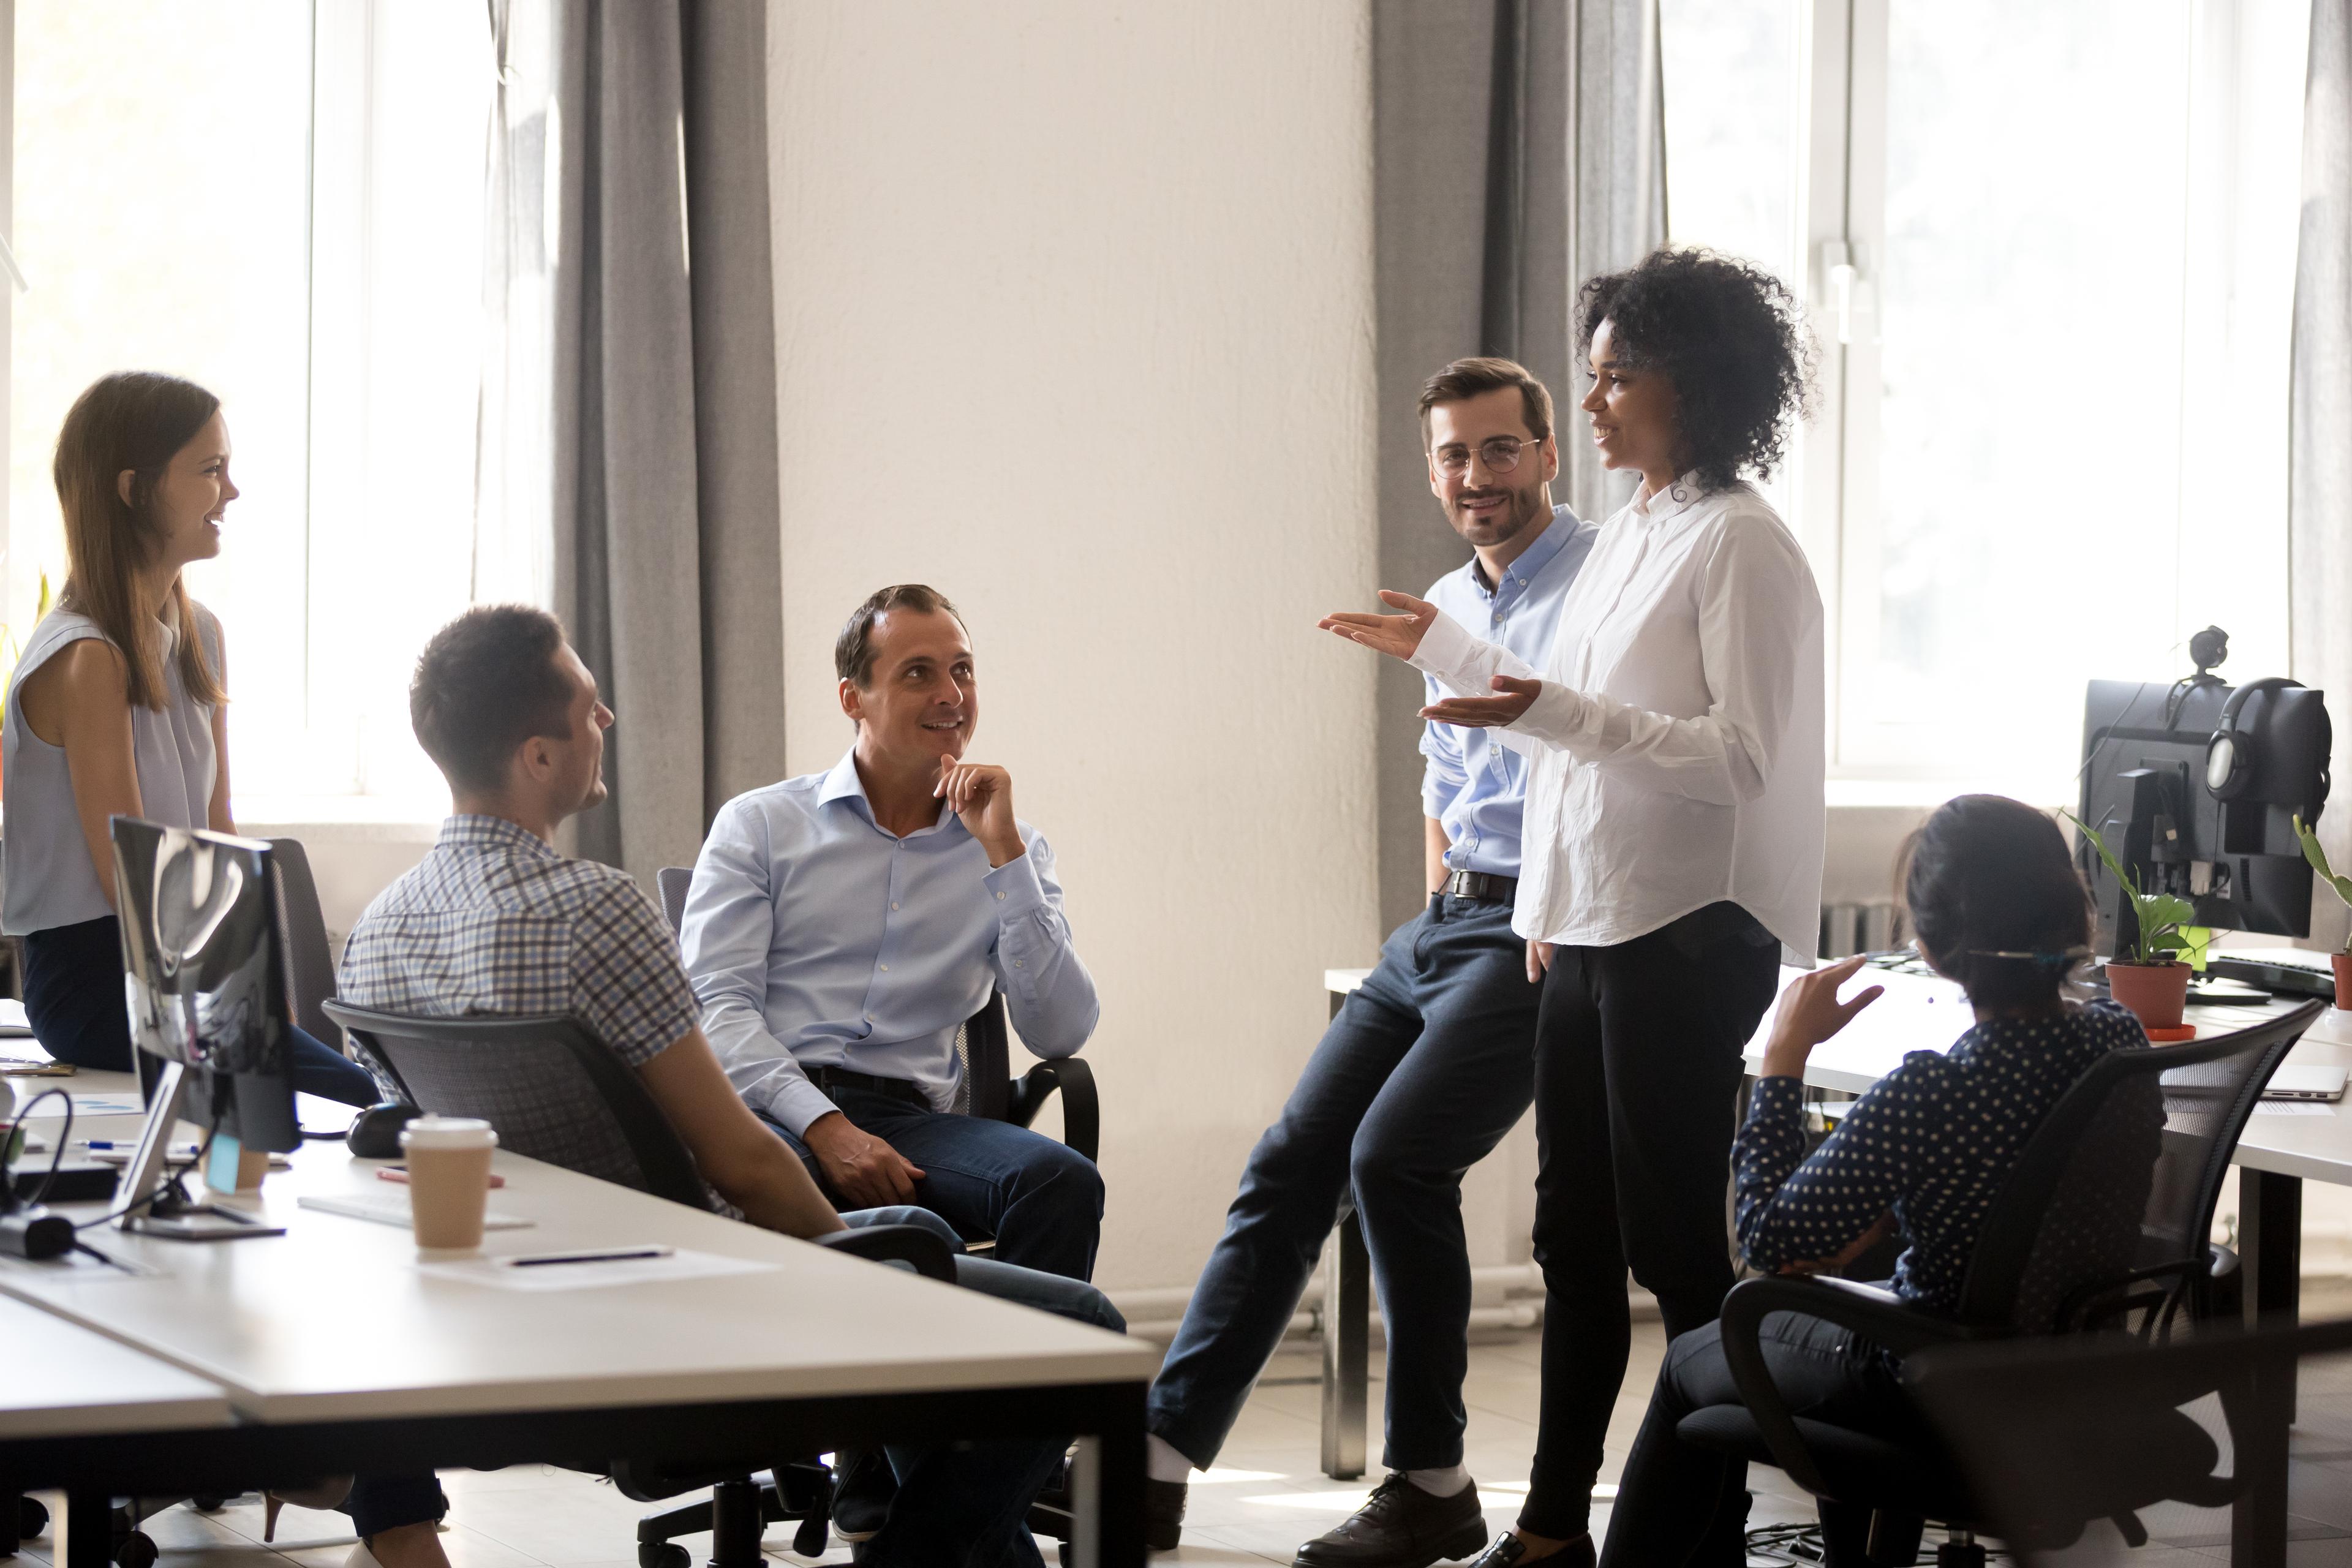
[1,606,222,934]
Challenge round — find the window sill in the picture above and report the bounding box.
[231,797,444,844]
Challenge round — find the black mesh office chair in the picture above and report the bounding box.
[1907,1314,2352,1566]
[322,1001,960,1568]
[1680,999,2324,1567]
[654,864,1099,1180]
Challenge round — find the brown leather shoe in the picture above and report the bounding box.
[1292,1473,1488,1567]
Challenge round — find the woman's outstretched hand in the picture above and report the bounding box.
[1759,954,1884,1079]
[1318,590,1440,661]
[1420,674,1542,729]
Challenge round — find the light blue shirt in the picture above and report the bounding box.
[679,749,1099,1137]
[1418,505,1597,880]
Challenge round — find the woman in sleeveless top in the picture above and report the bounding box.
[1,374,376,1102]
[4,375,452,1568]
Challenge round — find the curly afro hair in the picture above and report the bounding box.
[1575,247,1817,493]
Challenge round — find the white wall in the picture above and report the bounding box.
[766,1,1385,1292]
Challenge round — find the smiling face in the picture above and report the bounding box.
[1578,319,1683,482]
[1425,386,1558,551]
[839,606,978,769]
[124,410,236,573]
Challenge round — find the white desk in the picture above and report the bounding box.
[1740,963,2352,1324]
[0,1291,228,1439]
[0,1130,1157,1567]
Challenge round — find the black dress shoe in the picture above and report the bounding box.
[1462,1531,1594,1568]
[1293,1473,1488,1567]
[1145,1478,1188,1551]
[831,1448,897,1542]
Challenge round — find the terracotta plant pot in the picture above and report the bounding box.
[2334,951,2352,1011]
[2107,960,2191,1030]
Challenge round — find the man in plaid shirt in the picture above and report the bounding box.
[340,605,1117,1568]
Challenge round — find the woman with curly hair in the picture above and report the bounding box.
[1321,247,1825,1566]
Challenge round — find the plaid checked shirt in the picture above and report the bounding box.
[338,815,698,1068]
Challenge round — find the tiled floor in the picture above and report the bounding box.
[18,1324,1753,1568]
[23,1296,2352,1568]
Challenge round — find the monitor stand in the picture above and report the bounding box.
[115,1060,285,1241]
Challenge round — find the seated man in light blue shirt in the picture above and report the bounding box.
[680,584,1104,1286]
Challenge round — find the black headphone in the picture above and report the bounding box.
[2205,676,2304,801]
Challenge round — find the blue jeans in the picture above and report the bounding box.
[342,1473,448,1539]
[1149,895,1540,1471]
[21,913,380,1107]
[767,1085,1104,1280]
[839,1207,1123,1567]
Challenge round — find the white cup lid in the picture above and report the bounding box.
[399,1115,499,1152]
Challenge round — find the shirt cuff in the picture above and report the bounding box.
[982,846,1047,919]
[1405,605,1476,685]
[1507,677,1593,748]
[769,1076,843,1141]
[1746,1074,1806,1115]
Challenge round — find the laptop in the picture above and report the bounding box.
[2264,1065,2349,1102]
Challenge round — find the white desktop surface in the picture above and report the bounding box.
[0,1291,231,1438]
[1739,965,2352,1186]
[0,1136,1155,1425]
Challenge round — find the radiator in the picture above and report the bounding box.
[1819,900,1901,959]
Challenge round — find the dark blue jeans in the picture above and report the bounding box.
[343,1473,449,1539]
[1600,1314,1920,1567]
[839,1206,1122,1567]
[766,1084,1104,1280]
[21,914,380,1107]
[1149,894,1541,1471]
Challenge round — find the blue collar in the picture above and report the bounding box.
[1476,505,1578,598]
[817,747,962,840]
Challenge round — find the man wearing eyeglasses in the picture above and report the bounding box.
[1143,359,1597,1564]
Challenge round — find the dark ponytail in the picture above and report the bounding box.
[1898,795,2093,1009]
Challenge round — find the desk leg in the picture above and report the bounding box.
[2240,1169,2303,1328]
[1071,1382,1147,1568]
[59,1494,110,1568]
[1321,1207,1370,1482]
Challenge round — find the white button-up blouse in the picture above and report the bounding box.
[1408,475,1825,961]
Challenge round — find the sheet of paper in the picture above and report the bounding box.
[296,1192,535,1231]
[0,1000,34,1038]
[18,1093,145,1118]
[2252,1100,2337,1117]
[417,1246,780,1293]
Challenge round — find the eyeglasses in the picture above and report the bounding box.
[1430,435,1540,477]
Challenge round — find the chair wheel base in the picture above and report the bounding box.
[113,1531,159,1568]
[18,1499,46,1541]
[1935,1542,1986,1568]
[638,1544,689,1568]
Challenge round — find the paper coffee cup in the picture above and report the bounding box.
[399,1116,499,1250]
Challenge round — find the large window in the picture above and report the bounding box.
[1662,0,2310,801]
[6,0,499,815]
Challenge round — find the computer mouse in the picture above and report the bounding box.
[345,1102,423,1159]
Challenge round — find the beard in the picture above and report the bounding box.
[1452,475,1548,548]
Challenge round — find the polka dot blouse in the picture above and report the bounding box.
[1733,998,2149,1313]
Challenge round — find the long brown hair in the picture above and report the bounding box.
[51,372,229,712]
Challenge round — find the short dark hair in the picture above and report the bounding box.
[1417,356,1553,445]
[1899,794,2094,1009]
[834,584,965,688]
[410,605,576,794]
[1575,247,1816,492]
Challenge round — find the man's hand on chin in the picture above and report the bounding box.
[934,758,1025,867]
[804,1111,927,1208]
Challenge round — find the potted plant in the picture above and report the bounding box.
[2293,813,2352,1008]
[2066,813,2196,1031]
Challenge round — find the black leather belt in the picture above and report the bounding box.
[807,1065,929,1107]
[1442,869,1518,904]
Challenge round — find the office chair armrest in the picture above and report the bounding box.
[816,1223,957,1283]
[1717,1274,1997,1498]
[1007,1057,1099,1164]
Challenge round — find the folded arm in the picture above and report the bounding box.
[1735,1070,1915,1275]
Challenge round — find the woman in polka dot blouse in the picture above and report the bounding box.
[1596,794,2143,1566]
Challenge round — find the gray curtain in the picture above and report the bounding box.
[2292,0,2352,951]
[539,0,786,883]
[1369,0,1667,931]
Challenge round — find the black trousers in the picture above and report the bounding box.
[1599,1314,1923,1567]
[1517,904,1782,1540]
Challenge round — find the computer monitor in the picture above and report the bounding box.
[109,818,297,1238]
[2076,678,2332,955]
